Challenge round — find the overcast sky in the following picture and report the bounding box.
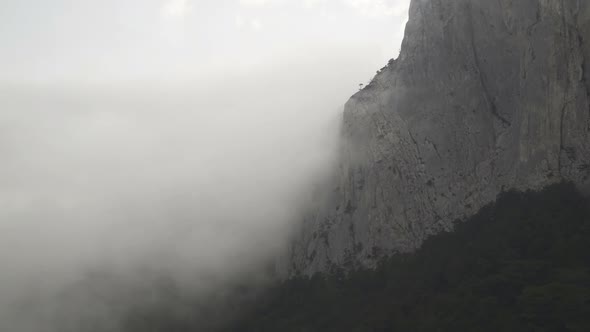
[1,0,410,83]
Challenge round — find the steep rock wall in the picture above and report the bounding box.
[283,0,590,276]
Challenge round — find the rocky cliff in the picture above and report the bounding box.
[282,0,590,276]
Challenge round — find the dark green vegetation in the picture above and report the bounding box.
[227,183,590,332]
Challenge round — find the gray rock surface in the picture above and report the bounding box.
[281,0,590,277]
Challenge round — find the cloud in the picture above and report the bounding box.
[237,0,409,19]
[235,0,408,21]
[345,0,409,17]
[239,0,275,6]
[162,0,192,19]
[235,14,246,28]
[303,0,328,9]
[235,14,263,31]
[250,18,263,30]
[0,47,384,330]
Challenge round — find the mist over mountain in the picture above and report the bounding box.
[2,0,590,331]
[0,53,375,331]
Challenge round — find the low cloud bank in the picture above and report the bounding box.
[0,53,373,331]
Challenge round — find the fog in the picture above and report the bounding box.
[0,0,411,329]
[0,50,394,330]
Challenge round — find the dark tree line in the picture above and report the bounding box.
[226,182,590,332]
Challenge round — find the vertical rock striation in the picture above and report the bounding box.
[283,0,590,276]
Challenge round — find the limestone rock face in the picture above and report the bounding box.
[283,0,590,276]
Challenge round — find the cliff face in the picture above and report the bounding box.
[283,0,590,276]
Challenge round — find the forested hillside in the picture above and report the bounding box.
[228,183,590,332]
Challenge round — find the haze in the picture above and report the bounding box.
[0,0,410,330]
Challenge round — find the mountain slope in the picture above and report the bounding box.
[232,183,590,332]
[282,0,590,276]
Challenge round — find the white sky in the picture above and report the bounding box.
[0,0,410,83]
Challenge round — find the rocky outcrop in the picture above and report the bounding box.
[282,0,590,276]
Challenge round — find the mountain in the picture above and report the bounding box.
[230,183,590,332]
[281,0,590,277]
